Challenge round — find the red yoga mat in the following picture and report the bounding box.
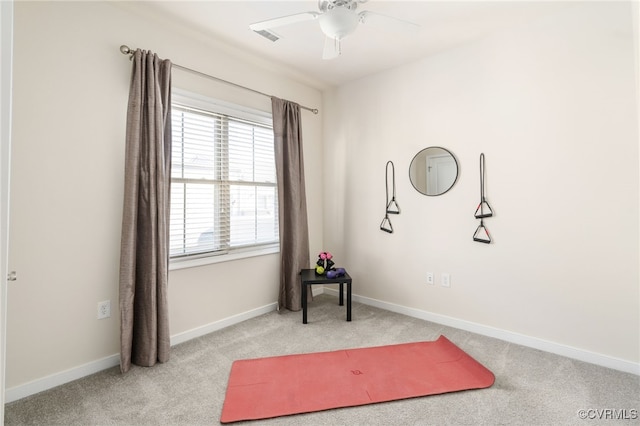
[220,335,494,423]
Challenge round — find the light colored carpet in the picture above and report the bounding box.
[5,294,639,425]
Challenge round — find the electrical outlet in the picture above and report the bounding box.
[97,300,111,320]
[441,273,451,288]
[426,272,434,285]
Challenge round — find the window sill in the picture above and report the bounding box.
[169,244,280,271]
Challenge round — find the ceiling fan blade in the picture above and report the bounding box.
[358,10,420,33]
[249,12,320,32]
[322,36,341,60]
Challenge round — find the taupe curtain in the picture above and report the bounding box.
[271,97,310,311]
[119,49,172,373]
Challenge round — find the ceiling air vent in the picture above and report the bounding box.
[253,29,279,42]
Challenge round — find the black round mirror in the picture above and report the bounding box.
[409,147,459,196]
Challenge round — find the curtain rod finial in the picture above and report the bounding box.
[120,45,133,55]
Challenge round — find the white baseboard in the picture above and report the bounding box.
[5,302,279,403]
[323,287,639,376]
[5,354,120,403]
[8,286,635,404]
[170,302,278,346]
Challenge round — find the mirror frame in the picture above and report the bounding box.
[409,146,459,196]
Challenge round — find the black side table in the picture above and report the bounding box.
[300,268,352,324]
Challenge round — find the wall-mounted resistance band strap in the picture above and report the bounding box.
[380,161,399,233]
[386,161,400,214]
[474,153,493,219]
[380,215,393,233]
[473,219,492,243]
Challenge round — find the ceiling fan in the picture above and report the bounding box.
[249,0,420,60]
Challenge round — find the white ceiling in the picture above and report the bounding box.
[128,1,574,88]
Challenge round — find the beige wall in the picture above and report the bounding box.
[323,2,639,364]
[6,1,323,389]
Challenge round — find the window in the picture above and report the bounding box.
[169,90,278,267]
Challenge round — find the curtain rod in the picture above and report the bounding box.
[119,45,319,115]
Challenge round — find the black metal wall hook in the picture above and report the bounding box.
[475,153,493,219]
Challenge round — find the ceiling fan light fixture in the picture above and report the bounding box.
[249,0,419,60]
[319,6,359,39]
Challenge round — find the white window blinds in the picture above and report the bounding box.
[169,100,278,260]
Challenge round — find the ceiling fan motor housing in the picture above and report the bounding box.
[320,0,361,12]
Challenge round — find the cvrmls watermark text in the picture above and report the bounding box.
[578,409,638,420]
